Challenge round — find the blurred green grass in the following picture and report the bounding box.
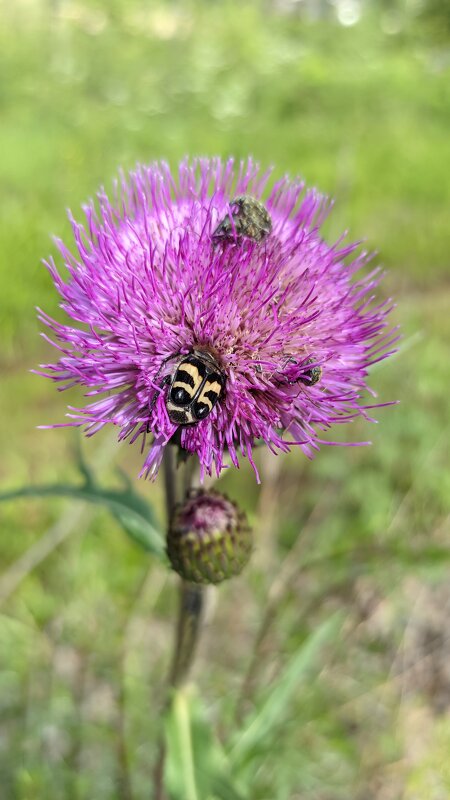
[1,1,450,799]
[1,1,450,355]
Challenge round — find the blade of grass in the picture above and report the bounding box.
[165,687,199,800]
[230,613,342,765]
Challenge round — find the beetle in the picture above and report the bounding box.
[212,195,272,244]
[149,349,226,427]
[273,356,322,387]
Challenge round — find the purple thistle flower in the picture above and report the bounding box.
[37,157,398,481]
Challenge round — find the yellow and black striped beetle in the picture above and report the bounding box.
[158,349,226,426]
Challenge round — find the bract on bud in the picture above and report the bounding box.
[167,489,252,585]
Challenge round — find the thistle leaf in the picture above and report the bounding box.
[0,478,165,559]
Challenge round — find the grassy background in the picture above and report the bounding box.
[1,1,449,798]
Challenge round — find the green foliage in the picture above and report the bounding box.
[0,1,450,799]
[165,687,246,800]
[404,715,450,797]
[1,0,450,358]
[229,615,343,769]
[0,446,165,560]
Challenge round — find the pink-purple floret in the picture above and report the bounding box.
[37,157,398,481]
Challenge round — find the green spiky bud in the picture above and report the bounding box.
[167,489,252,584]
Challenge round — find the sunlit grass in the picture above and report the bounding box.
[1,3,450,358]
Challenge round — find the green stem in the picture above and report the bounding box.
[162,445,177,519]
[169,581,204,688]
[153,449,204,799]
[163,448,204,685]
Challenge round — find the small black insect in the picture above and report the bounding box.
[150,350,226,427]
[275,357,322,387]
[299,359,322,386]
[212,195,272,244]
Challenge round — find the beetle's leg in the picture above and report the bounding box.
[281,357,322,386]
[253,356,296,381]
[147,374,172,433]
[266,356,298,384]
[281,357,300,385]
[153,351,182,382]
[145,351,182,432]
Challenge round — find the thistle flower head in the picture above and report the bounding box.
[167,489,252,584]
[38,157,397,480]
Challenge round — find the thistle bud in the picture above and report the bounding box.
[167,490,252,584]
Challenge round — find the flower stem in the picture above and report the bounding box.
[154,449,204,799]
[163,447,204,684]
[169,580,204,686]
[162,444,178,520]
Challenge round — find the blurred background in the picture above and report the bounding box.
[1,0,449,798]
